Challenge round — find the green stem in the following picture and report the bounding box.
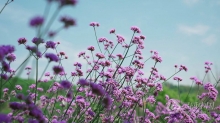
[93,27,102,53]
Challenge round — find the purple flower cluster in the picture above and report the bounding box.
[1,3,220,122]
[60,16,76,28]
[45,53,59,62]
[29,16,44,27]
[0,45,15,61]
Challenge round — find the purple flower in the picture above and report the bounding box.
[2,61,10,72]
[87,46,95,51]
[146,96,156,104]
[109,29,115,34]
[18,37,27,45]
[6,53,16,62]
[29,108,44,120]
[1,74,8,80]
[28,118,39,123]
[16,93,25,100]
[90,22,99,27]
[36,51,42,58]
[48,31,56,37]
[9,102,25,110]
[90,83,105,96]
[60,16,76,28]
[30,16,44,27]
[78,79,89,86]
[32,37,44,45]
[198,113,210,121]
[0,114,11,123]
[66,90,73,99]
[60,80,72,89]
[53,66,64,74]
[45,41,56,49]
[103,95,112,108]
[59,0,77,7]
[131,26,141,33]
[45,53,59,62]
[0,45,15,61]
[26,45,37,52]
[16,85,22,90]
[173,76,182,82]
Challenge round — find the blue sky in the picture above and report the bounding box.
[0,0,219,85]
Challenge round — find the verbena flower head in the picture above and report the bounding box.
[0,114,11,123]
[131,26,141,33]
[109,29,115,34]
[59,0,78,7]
[45,41,56,49]
[53,66,64,74]
[87,46,95,51]
[60,16,76,28]
[103,95,112,108]
[29,16,44,27]
[1,74,8,80]
[0,45,15,61]
[78,79,89,86]
[45,53,59,62]
[6,53,16,62]
[2,61,10,72]
[173,76,182,82]
[90,83,105,96]
[18,37,27,45]
[60,80,72,89]
[32,37,44,45]
[90,22,99,27]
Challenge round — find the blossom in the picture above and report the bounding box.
[116,35,125,43]
[25,66,31,70]
[96,53,105,59]
[90,22,99,27]
[0,114,11,123]
[90,83,105,96]
[29,16,44,27]
[46,41,56,49]
[60,80,72,89]
[179,65,188,72]
[109,29,115,34]
[32,37,44,45]
[146,96,156,104]
[60,16,76,28]
[1,74,8,80]
[15,85,22,90]
[140,35,145,40]
[173,76,182,82]
[45,53,59,62]
[9,102,25,110]
[131,26,141,33]
[6,53,16,62]
[0,45,15,61]
[2,61,10,72]
[53,66,64,74]
[18,37,27,45]
[59,0,77,7]
[198,113,210,121]
[103,95,112,108]
[87,46,95,51]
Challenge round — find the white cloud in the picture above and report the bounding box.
[178,24,209,35]
[202,34,217,45]
[183,0,199,5]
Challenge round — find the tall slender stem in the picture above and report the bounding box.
[93,27,102,53]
